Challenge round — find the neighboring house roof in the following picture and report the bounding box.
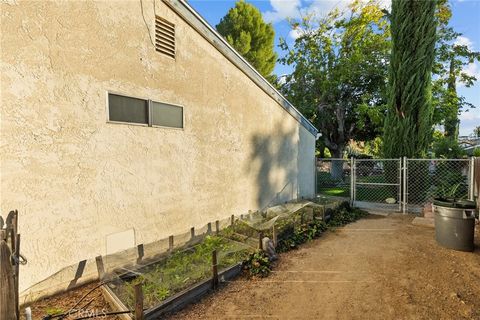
[459,137,480,148]
[163,0,318,136]
[458,136,480,155]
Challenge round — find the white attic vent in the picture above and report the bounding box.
[155,16,175,59]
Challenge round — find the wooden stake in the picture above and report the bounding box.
[212,250,218,290]
[168,235,174,251]
[207,223,212,235]
[137,244,144,264]
[190,227,195,239]
[258,232,264,250]
[95,256,105,280]
[272,226,277,248]
[134,283,144,320]
[14,234,20,320]
[215,220,220,235]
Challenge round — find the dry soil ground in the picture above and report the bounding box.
[169,214,480,320]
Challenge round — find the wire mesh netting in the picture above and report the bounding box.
[104,198,344,311]
[406,159,471,209]
[108,235,253,310]
[316,158,352,199]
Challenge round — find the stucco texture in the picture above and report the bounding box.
[0,0,315,298]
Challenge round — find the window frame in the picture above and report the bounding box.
[150,100,184,130]
[106,91,185,130]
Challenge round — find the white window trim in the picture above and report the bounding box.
[106,91,185,130]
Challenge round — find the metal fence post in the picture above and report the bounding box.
[351,157,355,206]
[314,156,318,197]
[469,157,475,201]
[403,157,407,214]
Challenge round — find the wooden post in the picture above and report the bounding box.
[13,234,20,320]
[0,239,16,320]
[137,244,144,264]
[215,220,220,235]
[10,212,17,254]
[258,232,264,250]
[230,215,234,226]
[168,235,174,251]
[272,226,277,248]
[207,223,212,235]
[134,283,144,320]
[190,227,195,239]
[95,256,105,280]
[212,250,218,290]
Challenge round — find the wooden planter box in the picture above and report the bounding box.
[102,263,243,319]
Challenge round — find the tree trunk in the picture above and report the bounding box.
[444,58,459,140]
[330,148,344,181]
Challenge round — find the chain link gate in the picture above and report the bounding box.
[316,157,476,213]
[353,159,402,212]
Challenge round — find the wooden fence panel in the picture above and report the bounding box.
[475,158,479,207]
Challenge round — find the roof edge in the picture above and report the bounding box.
[162,0,318,136]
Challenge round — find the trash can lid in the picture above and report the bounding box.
[433,197,476,209]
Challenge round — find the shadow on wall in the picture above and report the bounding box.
[247,122,300,210]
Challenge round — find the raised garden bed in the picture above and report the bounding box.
[35,198,352,319]
[104,236,252,319]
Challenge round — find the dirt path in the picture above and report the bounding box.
[169,214,480,320]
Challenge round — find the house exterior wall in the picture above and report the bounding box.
[0,0,316,296]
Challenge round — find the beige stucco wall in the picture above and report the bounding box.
[0,0,315,297]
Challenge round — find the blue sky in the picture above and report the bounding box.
[189,0,480,136]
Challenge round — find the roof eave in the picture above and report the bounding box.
[162,0,318,137]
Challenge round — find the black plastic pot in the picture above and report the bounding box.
[433,197,476,252]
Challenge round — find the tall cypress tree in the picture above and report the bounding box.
[383,0,437,158]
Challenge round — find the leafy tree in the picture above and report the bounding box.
[216,1,277,82]
[279,1,390,173]
[432,134,466,158]
[432,0,480,140]
[474,126,480,137]
[382,0,437,158]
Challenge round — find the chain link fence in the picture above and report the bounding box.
[406,159,473,212]
[317,157,475,213]
[316,158,352,200]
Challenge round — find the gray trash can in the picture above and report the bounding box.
[433,198,476,252]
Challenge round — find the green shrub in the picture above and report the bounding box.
[432,136,466,159]
[243,250,271,277]
[276,206,366,252]
[328,207,368,227]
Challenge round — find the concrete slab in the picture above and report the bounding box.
[412,217,435,228]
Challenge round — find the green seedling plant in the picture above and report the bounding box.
[116,235,252,310]
[113,202,368,311]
